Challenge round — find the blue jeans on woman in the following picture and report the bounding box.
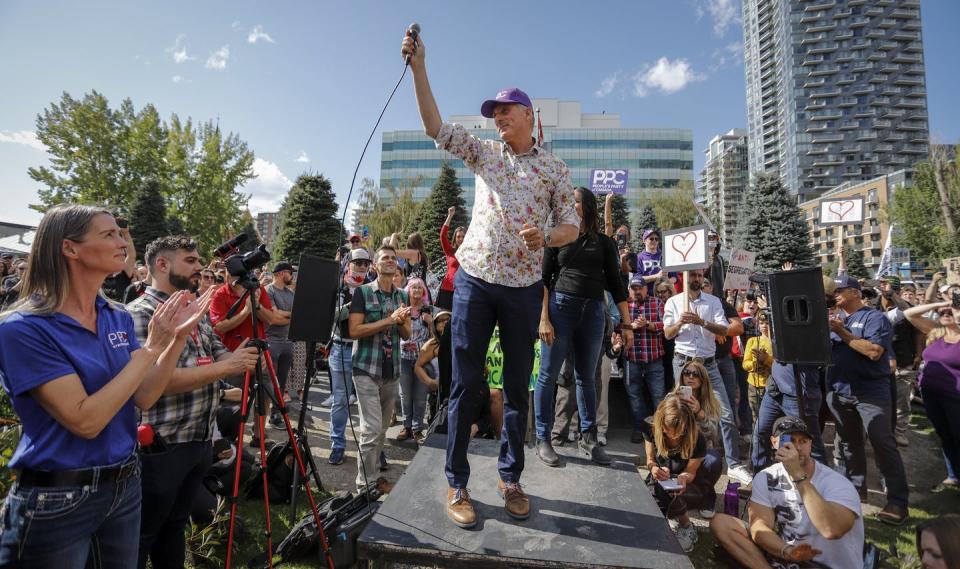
[399,358,429,431]
[328,340,356,451]
[0,455,141,568]
[534,291,605,441]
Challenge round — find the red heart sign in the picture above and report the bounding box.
[670,232,699,262]
[827,200,856,221]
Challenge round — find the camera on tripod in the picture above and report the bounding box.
[214,233,271,289]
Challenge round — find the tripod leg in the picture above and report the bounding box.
[225,369,254,569]
[263,348,335,569]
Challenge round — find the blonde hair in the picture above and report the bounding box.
[1,204,113,320]
[926,324,959,346]
[677,361,721,421]
[652,394,700,460]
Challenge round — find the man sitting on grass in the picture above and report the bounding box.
[710,416,863,568]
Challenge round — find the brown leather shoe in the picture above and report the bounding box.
[446,487,477,529]
[498,479,530,520]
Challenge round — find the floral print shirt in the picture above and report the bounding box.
[435,122,578,288]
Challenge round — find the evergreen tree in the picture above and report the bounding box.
[236,210,259,254]
[842,245,870,279]
[272,174,343,262]
[597,193,630,234]
[128,180,169,259]
[631,204,659,251]
[166,215,185,236]
[412,162,467,265]
[733,173,815,273]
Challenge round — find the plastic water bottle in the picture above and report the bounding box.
[724,481,741,517]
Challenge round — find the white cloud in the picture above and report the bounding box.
[166,34,195,64]
[710,41,744,70]
[632,57,706,96]
[594,72,620,98]
[247,25,275,44]
[172,75,183,83]
[231,21,243,32]
[696,0,741,37]
[241,158,293,214]
[0,130,46,152]
[205,46,230,70]
[295,151,310,163]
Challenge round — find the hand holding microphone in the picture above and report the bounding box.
[401,23,423,66]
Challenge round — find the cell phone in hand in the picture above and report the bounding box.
[659,478,683,492]
[679,385,693,398]
[780,433,793,446]
[953,291,960,310]
[116,217,129,229]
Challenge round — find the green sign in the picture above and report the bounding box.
[485,327,541,391]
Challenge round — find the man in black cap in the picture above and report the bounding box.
[827,274,909,525]
[265,262,295,426]
[711,416,863,569]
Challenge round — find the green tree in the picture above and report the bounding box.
[647,181,699,231]
[128,180,170,259]
[236,211,259,254]
[889,150,960,267]
[27,90,255,257]
[272,174,343,262]
[733,173,815,273]
[631,204,659,250]
[413,163,468,265]
[842,245,870,279]
[356,179,422,250]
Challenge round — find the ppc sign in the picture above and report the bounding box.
[662,225,710,272]
[819,197,865,226]
[590,169,628,195]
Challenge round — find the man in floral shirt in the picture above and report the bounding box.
[402,31,579,529]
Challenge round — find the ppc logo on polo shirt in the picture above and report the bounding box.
[108,330,131,349]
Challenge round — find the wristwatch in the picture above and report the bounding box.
[544,229,552,248]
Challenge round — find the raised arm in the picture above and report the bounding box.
[604,194,615,237]
[402,32,441,139]
[904,301,951,335]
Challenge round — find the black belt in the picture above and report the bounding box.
[332,338,352,346]
[676,353,715,366]
[16,456,138,488]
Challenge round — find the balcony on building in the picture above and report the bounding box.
[859,154,880,164]
[839,120,860,131]
[864,6,884,16]
[878,18,898,28]
[898,121,927,131]
[833,8,853,19]
[866,28,887,38]
[878,40,898,51]
[891,8,920,19]
[897,143,928,154]
[848,16,870,27]
[809,87,841,98]
[804,77,827,88]
[903,41,923,52]
[809,64,840,76]
[893,53,923,64]
[802,54,826,66]
[874,144,894,153]
[892,30,921,41]
[813,155,844,166]
[809,42,839,55]
[806,21,838,33]
[801,11,824,24]
[868,73,890,84]
[895,96,926,108]
[812,134,844,144]
[873,119,892,129]
[870,96,892,106]
[856,130,879,141]
[840,144,862,154]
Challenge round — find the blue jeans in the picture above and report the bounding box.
[673,355,741,467]
[733,356,754,433]
[399,358,429,431]
[716,355,745,433]
[328,340,356,451]
[752,390,826,472]
[624,358,666,435]
[534,292,605,441]
[447,270,542,488]
[0,455,142,568]
[827,389,909,507]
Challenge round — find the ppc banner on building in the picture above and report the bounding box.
[590,169,628,195]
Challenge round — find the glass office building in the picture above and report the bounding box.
[379,99,693,208]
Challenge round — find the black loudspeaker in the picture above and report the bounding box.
[287,254,340,343]
[766,266,832,366]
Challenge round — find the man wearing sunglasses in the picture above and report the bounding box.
[636,229,664,296]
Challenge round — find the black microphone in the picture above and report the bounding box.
[212,233,249,258]
[405,23,420,65]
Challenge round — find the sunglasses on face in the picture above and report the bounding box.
[202,275,214,281]
[681,369,701,378]
[350,238,361,244]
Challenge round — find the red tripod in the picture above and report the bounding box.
[223,291,334,569]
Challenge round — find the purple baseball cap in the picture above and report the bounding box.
[643,229,660,241]
[480,87,532,118]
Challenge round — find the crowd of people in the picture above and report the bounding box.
[0,30,958,569]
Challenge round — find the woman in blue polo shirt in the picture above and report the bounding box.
[0,205,208,568]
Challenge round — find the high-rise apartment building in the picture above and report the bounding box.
[698,129,749,243]
[380,99,693,208]
[256,211,279,247]
[742,0,928,199]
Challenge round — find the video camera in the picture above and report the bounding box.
[214,233,271,288]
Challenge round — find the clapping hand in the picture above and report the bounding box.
[144,289,211,352]
[391,303,412,325]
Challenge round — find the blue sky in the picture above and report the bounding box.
[1,0,958,227]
